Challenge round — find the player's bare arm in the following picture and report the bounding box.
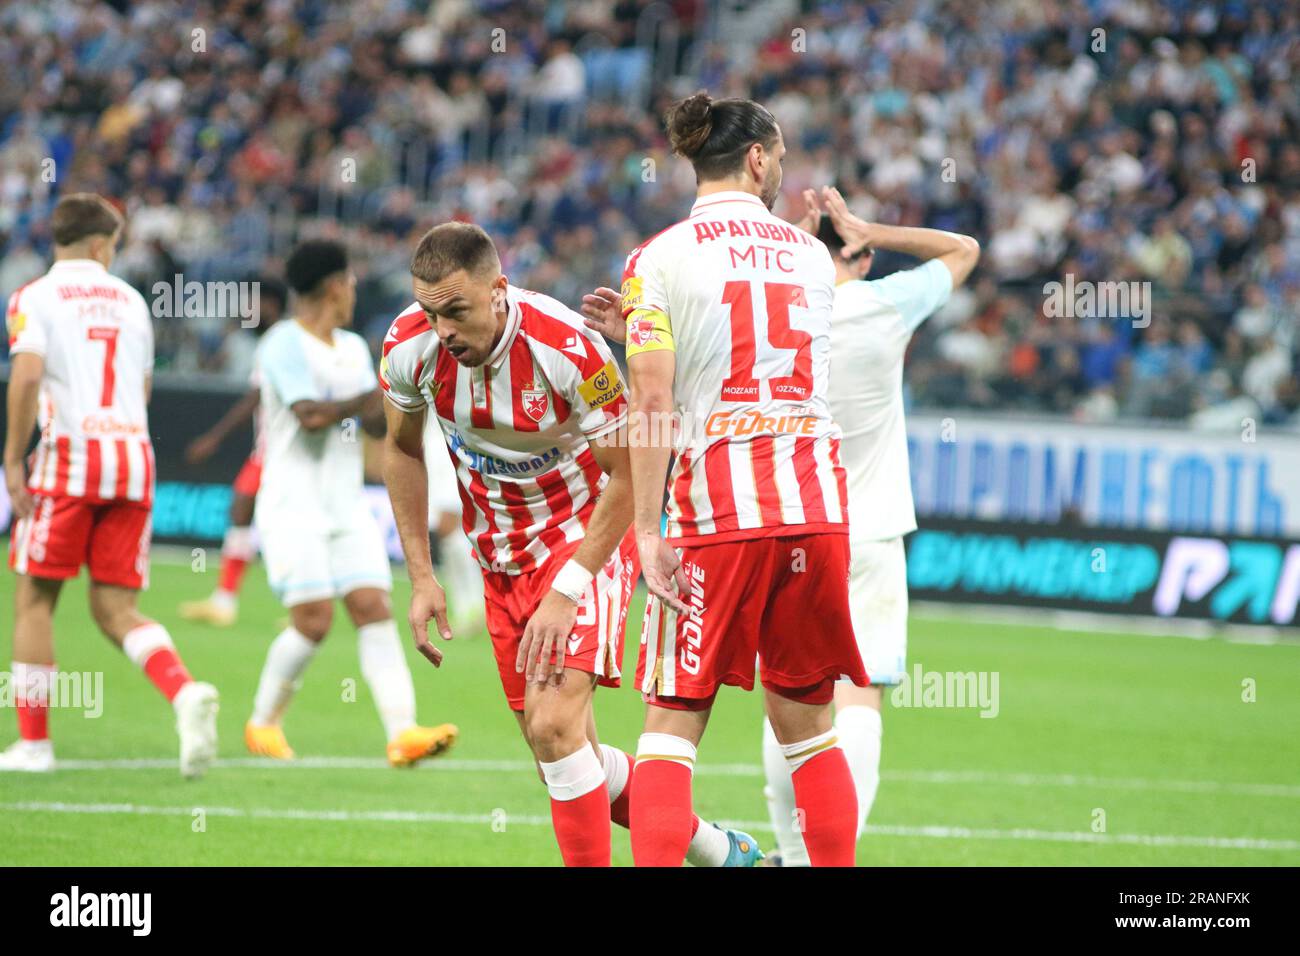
[3,351,43,520]
[358,389,386,438]
[626,349,689,613]
[291,387,381,433]
[516,426,635,686]
[185,386,260,464]
[381,397,451,666]
[820,186,980,286]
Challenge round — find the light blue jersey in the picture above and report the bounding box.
[830,258,952,541]
[253,319,378,529]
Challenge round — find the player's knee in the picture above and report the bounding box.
[344,589,391,626]
[524,708,584,762]
[88,587,142,639]
[15,576,58,619]
[291,602,334,641]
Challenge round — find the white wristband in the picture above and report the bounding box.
[551,559,594,603]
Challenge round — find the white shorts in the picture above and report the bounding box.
[257,508,392,607]
[840,536,908,686]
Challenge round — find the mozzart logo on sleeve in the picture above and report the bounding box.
[906,518,1299,627]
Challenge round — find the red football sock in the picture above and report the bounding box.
[791,747,859,866]
[550,787,612,867]
[17,698,49,741]
[630,759,694,867]
[217,555,249,595]
[142,648,193,702]
[13,662,54,741]
[609,751,705,840]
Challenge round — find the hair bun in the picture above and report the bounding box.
[666,91,715,159]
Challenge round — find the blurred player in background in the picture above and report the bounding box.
[2,193,219,777]
[757,186,981,865]
[178,277,287,627]
[243,239,457,767]
[618,93,865,867]
[382,222,760,867]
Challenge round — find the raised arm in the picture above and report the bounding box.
[822,186,980,288]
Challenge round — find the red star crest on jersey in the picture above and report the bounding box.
[521,386,549,422]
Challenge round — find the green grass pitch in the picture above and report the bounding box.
[1,554,1297,866]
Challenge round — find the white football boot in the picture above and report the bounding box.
[0,738,55,773]
[174,681,220,779]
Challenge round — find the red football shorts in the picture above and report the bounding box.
[9,493,153,589]
[637,531,867,707]
[232,452,263,498]
[483,531,639,712]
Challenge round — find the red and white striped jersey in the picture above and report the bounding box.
[620,191,847,545]
[6,260,155,504]
[380,285,627,574]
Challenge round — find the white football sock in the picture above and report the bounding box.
[221,525,256,561]
[358,619,417,740]
[762,718,811,866]
[684,818,731,867]
[11,661,56,703]
[539,745,606,801]
[837,705,883,837]
[598,743,631,804]
[121,622,174,668]
[210,590,237,611]
[250,627,318,726]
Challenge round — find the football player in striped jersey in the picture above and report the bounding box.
[381,222,760,867]
[616,93,866,867]
[3,193,218,777]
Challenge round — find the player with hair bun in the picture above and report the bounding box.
[614,92,866,866]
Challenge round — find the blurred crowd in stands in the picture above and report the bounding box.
[1,0,1297,427]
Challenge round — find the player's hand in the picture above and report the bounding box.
[792,188,822,234]
[184,433,220,465]
[820,186,876,258]
[4,463,33,520]
[408,577,452,667]
[580,287,625,344]
[517,589,577,687]
[637,531,688,613]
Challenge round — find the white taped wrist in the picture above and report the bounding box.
[551,559,594,603]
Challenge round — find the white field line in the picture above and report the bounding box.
[2,800,1297,853]
[46,757,1300,799]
